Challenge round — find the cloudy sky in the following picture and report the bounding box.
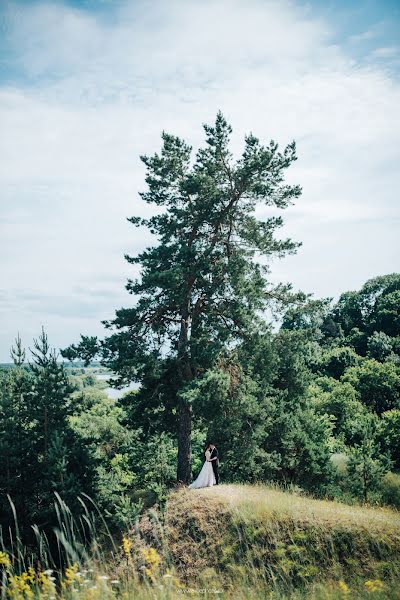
[0,0,399,361]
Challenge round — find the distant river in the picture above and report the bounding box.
[96,373,138,399]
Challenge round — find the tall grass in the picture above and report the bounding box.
[0,484,399,599]
[162,484,400,598]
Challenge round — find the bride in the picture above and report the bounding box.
[188,443,216,489]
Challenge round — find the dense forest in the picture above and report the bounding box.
[1,114,399,549]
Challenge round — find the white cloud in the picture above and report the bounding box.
[371,46,400,59]
[0,0,399,360]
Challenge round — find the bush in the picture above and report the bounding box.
[380,472,400,508]
[380,409,400,470]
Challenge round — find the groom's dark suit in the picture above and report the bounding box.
[210,446,219,484]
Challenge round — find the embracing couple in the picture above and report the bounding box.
[188,442,219,489]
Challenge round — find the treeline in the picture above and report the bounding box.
[120,271,399,503]
[1,273,399,545]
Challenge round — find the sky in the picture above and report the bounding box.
[0,0,399,362]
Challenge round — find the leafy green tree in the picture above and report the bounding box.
[331,274,400,354]
[177,330,334,490]
[281,297,340,344]
[259,330,334,490]
[260,396,334,491]
[345,327,367,356]
[308,378,366,446]
[62,113,302,483]
[367,331,393,361]
[333,291,365,342]
[346,414,391,503]
[372,290,400,336]
[70,380,178,524]
[320,346,360,379]
[379,409,400,471]
[342,359,400,415]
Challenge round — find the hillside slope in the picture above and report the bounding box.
[137,483,400,597]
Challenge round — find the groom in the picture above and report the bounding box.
[209,443,219,485]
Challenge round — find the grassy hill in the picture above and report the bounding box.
[130,483,400,598]
[2,484,400,600]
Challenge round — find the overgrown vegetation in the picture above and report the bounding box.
[1,484,399,599]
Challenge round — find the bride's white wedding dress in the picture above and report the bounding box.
[188,449,216,489]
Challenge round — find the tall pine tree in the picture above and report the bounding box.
[62,113,301,483]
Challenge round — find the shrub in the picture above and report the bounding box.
[380,409,400,470]
[380,472,400,508]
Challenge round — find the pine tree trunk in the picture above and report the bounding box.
[176,304,194,484]
[177,398,192,483]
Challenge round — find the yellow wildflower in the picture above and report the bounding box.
[26,568,35,584]
[140,547,161,579]
[122,536,132,557]
[62,563,81,589]
[338,580,350,595]
[7,571,34,600]
[0,551,11,569]
[365,579,385,593]
[37,571,56,595]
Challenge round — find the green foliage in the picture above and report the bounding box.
[332,274,400,353]
[3,278,400,525]
[320,346,360,379]
[345,415,391,503]
[342,358,400,414]
[308,378,366,446]
[57,113,399,500]
[372,288,400,337]
[0,344,34,528]
[281,297,336,341]
[379,409,400,470]
[367,331,394,361]
[192,362,268,482]
[261,396,334,491]
[0,331,93,542]
[272,329,312,398]
[69,384,176,526]
[380,472,400,508]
